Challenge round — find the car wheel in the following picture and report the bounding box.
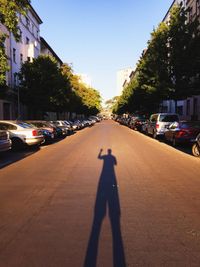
[172,137,176,147]
[192,143,200,157]
[153,130,157,139]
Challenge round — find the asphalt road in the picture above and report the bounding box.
[0,120,200,267]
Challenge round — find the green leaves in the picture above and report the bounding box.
[0,0,30,40]
[0,33,9,85]
[19,57,101,117]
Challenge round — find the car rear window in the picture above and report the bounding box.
[159,115,179,122]
[17,122,32,128]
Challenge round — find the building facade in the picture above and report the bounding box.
[117,67,134,96]
[186,0,200,22]
[0,5,42,119]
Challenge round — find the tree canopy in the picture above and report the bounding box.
[19,57,102,118]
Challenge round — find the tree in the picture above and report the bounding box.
[185,16,200,96]
[136,22,171,112]
[19,55,70,118]
[114,22,170,115]
[168,4,190,105]
[0,34,9,87]
[61,64,101,115]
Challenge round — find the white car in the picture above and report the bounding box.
[0,121,44,150]
[146,113,180,139]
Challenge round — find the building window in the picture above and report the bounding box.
[37,30,39,40]
[27,57,31,62]
[177,106,183,116]
[13,73,18,87]
[26,17,30,29]
[197,0,200,15]
[13,48,16,63]
[193,98,198,115]
[18,29,22,42]
[26,37,30,44]
[186,99,190,115]
[3,103,11,120]
[20,53,23,64]
[188,7,193,22]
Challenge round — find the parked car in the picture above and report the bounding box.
[0,121,44,150]
[129,115,146,131]
[50,121,69,136]
[0,130,12,152]
[63,120,74,134]
[146,113,179,138]
[25,121,56,143]
[164,121,200,147]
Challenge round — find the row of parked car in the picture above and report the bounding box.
[115,113,200,157]
[0,116,101,152]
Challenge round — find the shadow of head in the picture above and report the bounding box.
[107,148,112,154]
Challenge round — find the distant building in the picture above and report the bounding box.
[40,37,63,67]
[117,67,134,95]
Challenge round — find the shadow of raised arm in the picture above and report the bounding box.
[98,148,103,159]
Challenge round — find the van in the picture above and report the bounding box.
[146,113,179,138]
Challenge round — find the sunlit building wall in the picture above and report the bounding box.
[117,68,134,96]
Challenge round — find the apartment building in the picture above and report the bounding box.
[0,5,42,119]
[162,0,186,23]
[186,0,200,22]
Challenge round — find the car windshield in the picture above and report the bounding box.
[159,115,179,122]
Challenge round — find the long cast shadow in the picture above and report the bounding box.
[83,149,126,267]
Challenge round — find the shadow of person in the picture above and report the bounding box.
[83,149,126,267]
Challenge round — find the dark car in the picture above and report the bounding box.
[129,116,146,131]
[164,121,200,147]
[50,121,69,136]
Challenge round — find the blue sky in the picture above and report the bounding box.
[32,0,173,102]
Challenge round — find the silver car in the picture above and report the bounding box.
[146,113,179,138]
[0,121,44,150]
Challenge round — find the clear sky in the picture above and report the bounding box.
[31,0,173,102]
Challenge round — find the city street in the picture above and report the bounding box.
[0,120,200,267]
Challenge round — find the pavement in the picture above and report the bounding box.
[0,120,200,267]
